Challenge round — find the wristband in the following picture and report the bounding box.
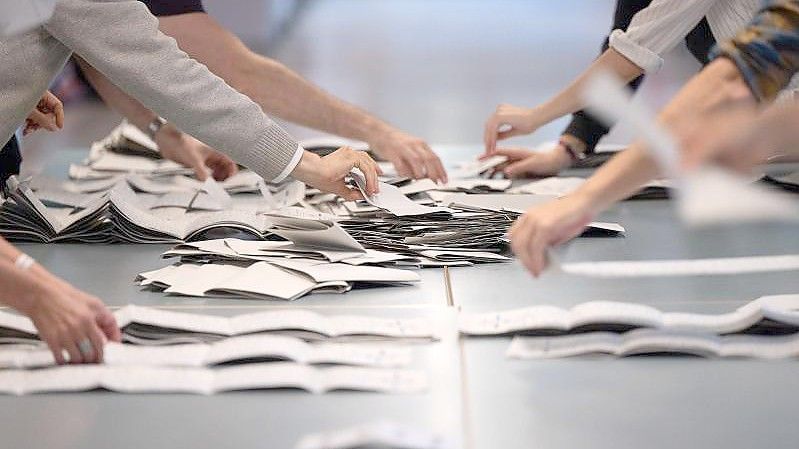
[559,138,587,163]
[145,117,167,141]
[14,253,35,270]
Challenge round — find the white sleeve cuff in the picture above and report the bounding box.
[271,144,304,183]
[609,29,665,74]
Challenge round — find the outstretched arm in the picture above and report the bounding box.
[510,57,753,277]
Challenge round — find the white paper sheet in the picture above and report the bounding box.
[561,254,799,278]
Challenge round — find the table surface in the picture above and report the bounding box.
[3,152,799,449]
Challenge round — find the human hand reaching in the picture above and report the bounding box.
[155,127,238,181]
[291,147,382,200]
[24,91,64,136]
[485,145,573,178]
[483,103,545,154]
[367,128,447,183]
[509,194,596,277]
[24,280,120,364]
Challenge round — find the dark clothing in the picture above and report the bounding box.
[0,136,21,187]
[139,0,205,17]
[563,0,716,153]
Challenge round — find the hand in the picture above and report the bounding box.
[485,145,573,178]
[484,104,541,154]
[23,91,64,136]
[367,128,447,183]
[680,106,784,173]
[291,147,382,200]
[509,194,596,277]
[155,126,239,181]
[24,281,121,364]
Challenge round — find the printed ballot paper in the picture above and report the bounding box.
[459,294,799,336]
[0,335,413,369]
[0,363,427,395]
[507,328,799,360]
[350,172,451,217]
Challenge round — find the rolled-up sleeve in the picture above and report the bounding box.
[609,0,718,73]
[712,0,799,102]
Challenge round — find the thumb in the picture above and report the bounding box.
[503,156,539,178]
[189,156,209,181]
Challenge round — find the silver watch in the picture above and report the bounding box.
[145,117,167,140]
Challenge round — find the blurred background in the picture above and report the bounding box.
[24,0,704,169]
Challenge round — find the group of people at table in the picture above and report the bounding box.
[1,0,798,365]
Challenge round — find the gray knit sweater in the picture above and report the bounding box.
[0,0,299,182]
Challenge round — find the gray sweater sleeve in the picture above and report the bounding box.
[45,0,299,182]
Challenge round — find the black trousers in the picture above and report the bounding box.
[563,0,716,152]
[0,136,22,187]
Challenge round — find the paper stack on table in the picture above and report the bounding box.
[507,328,799,359]
[0,305,439,395]
[460,294,799,360]
[458,294,799,337]
[0,363,427,395]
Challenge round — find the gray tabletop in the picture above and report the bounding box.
[4,149,799,448]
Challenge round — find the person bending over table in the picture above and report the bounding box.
[507,0,799,277]
[482,0,716,178]
[0,0,382,202]
[73,0,447,183]
[481,0,756,178]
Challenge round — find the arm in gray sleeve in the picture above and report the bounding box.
[45,0,299,181]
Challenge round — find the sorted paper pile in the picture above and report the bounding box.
[460,294,799,360]
[0,304,441,345]
[0,305,438,395]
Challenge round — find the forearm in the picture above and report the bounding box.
[573,58,753,211]
[0,257,49,316]
[46,0,298,182]
[536,48,644,125]
[236,57,393,142]
[74,57,157,131]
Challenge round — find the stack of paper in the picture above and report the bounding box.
[0,336,413,369]
[0,305,441,345]
[507,328,799,359]
[0,363,427,395]
[508,176,672,200]
[459,294,799,336]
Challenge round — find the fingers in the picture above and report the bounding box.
[421,143,448,184]
[27,109,58,132]
[483,116,500,154]
[86,325,106,363]
[503,157,539,178]
[41,91,65,129]
[96,310,122,343]
[42,334,66,365]
[63,337,84,365]
[354,152,380,195]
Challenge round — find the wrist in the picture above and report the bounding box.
[289,150,322,183]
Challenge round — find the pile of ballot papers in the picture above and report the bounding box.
[0,124,629,275]
[0,305,435,395]
[460,294,799,360]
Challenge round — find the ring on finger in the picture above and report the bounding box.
[78,339,93,356]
